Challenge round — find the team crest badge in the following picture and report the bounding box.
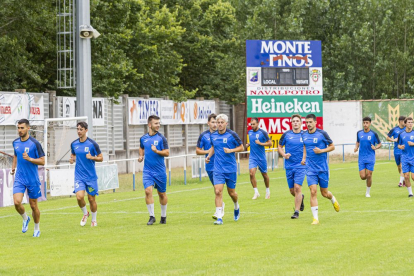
[84,147,89,152]
[300,138,303,142]
[310,69,321,84]
[410,136,414,140]
[313,138,318,143]
[256,134,259,139]
[154,141,159,146]
[223,138,227,143]
[368,136,371,140]
[24,147,29,153]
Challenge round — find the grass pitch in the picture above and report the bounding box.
[0,160,413,275]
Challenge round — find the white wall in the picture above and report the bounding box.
[323,101,362,154]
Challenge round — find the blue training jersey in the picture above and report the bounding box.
[71,137,102,181]
[197,130,215,172]
[248,128,270,162]
[388,126,405,155]
[398,130,414,162]
[140,132,169,174]
[13,136,45,185]
[302,129,333,172]
[357,129,381,163]
[279,130,304,170]
[210,129,242,173]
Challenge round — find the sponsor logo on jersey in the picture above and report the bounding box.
[368,136,371,140]
[256,134,259,139]
[84,147,89,152]
[24,147,29,153]
[223,138,227,143]
[154,141,159,146]
[313,138,318,143]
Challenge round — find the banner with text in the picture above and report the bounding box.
[160,100,189,124]
[62,97,105,126]
[129,98,161,125]
[0,93,44,126]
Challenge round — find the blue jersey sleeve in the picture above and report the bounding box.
[161,135,169,150]
[230,131,242,147]
[280,132,288,146]
[260,129,270,141]
[71,142,75,155]
[321,130,333,145]
[197,134,204,148]
[33,139,45,158]
[90,139,102,155]
[387,127,395,138]
[139,136,144,149]
[374,132,381,145]
[398,133,403,145]
[13,140,17,156]
[357,131,360,143]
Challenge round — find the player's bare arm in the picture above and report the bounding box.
[371,143,382,150]
[278,144,291,159]
[313,143,335,154]
[86,152,103,162]
[255,139,272,147]
[354,142,360,153]
[224,144,244,154]
[22,152,45,166]
[196,147,209,155]
[301,145,306,165]
[151,145,169,157]
[206,146,215,163]
[138,147,144,162]
[386,136,398,142]
[69,154,76,164]
[10,155,17,175]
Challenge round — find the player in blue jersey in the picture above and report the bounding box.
[206,114,244,225]
[278,114,306,219]
[70,122,103,227]
[303,114,340,225]
[246,118,272,200]
[138,115,170,225]
[397,117,414,197]
[387,116,406,187]
[196,113,225,219]
[11,119,45,237]
[354,117,381,197]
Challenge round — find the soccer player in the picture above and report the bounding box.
[12,119,45,237]
[246,117,272,199]
[303,114,340,225]
[196,113,225,219]
[354,117,381,197]
[206,114,244,225]
[387,116,406,187]
[138,115,169,225]
[70,122,103,227]
[278,114,306,219]
[397,117,414,197]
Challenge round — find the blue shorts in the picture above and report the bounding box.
[207,170,214,185]
[402,161,414,174]
[143,172,167,193]
[13,181,41,199]
[286,168,306,189]
[74,179,99,196]
[395,154,402,166]
[213,172,237,189]
[249,158,267,173]
[307,171,329,189]
[358,162,375,172]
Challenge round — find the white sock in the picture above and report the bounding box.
[234,201,239,210]
[266,188,270,194]
[400,176,405,183]
[34,223,40,231]
[160,204,167,217]
[311,206,319,220]
[21,212,28,221]
[330,195,336,204]
[81,206,88,215]
[147,203,155,217]
[253,188,259,194]
[366,187,371,194]
[407,187,413,195]
[91,211,97,222]
[216,207,223,219]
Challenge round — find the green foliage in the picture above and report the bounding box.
[1,0,414,101]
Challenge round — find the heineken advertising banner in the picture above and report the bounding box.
[246,40,323,146]
[362,100,414,142]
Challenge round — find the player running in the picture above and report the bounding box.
[397,117,414,197]
[246,117,272,200]
[387,116,406,187]
[303,114,340,225]
[12,119,45,237]
[354,117,381,198]
[278,114,306,219]
[196,113,225,219]
[206,114,244,225]
[138,115,170,225]
[70,122,103,227]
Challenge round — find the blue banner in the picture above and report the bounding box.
[246,40,322,67]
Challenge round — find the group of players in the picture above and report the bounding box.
[9,112,414,236]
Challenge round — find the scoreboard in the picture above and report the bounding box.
[262,68,309,86]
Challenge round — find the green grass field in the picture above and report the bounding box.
[1,160,413,275]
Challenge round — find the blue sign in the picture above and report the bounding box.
[246,40,322,67]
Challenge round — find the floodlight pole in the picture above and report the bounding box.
[75,0,94,138]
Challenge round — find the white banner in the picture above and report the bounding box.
[62,97,104,126]
[129,98,161,125]
[49,164,119,197]
[0,93,44,125]
[160,100,189,124]
[188,100,215,124]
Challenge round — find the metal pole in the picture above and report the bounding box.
[76,0,94,137]
[184,157,187,185]
[237,152,240,175]
[133,159,136,191]
[343,144,345,162]
[388,143,391,160]
[199,156,202,182]
[169,159,171,186]
[272,149,275,171]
